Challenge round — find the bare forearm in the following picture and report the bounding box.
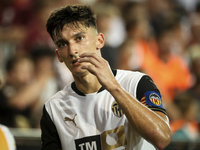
[107,85,171,149]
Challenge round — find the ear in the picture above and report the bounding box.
[96,33,105,50]
[55,49,64,63]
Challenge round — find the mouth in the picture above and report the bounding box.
[72,58,80,65]
[72,54,80,65]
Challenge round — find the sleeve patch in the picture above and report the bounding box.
[140,96,148,107]
[143,91,165,109]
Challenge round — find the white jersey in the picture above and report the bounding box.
[41,69,166,150]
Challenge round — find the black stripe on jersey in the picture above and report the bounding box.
[71,68,117,96]
[40,106,62,150]
[136,75,160,101]
[136,75,167,115]
[148,106,167,115]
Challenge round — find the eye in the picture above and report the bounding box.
[76,36,84,41]
[58,43,67,48]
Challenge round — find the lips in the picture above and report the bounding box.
[72,59,79,64]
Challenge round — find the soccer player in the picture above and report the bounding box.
[40,4,171,150]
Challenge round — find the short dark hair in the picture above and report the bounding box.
[46,4,97,42]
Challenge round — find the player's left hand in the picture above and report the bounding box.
[78,52,119,91]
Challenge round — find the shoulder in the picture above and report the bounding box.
[115,69,161,97]
[44,85,72,110]
[115,69,157,88]
[115,69,147,88]
[115,69,147,96]
[115,69,145,82]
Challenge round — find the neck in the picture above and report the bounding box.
[73,73,102,94]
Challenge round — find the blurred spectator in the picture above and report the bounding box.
[176,0,199,13]
[0,124,16,150]
[0,54,34,128]
[184,46,200,127]
[117,1,158,71]
[117,39,142,71]
[23,0,81,51]
[0,0,34,26]
[29,47,59,128]
[0,53,55,128]
[22,0,57,51]
[92,2,123,68]
[170,93,199,141]
[0,0,34,50]
[147,0,178,33]
[92,1,126,48]
[188,2,200,49]
[117,15,156,71]
[142,14,193,103]
[0,0,34,80]
[147,0,191,58]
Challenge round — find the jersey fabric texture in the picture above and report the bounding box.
[40,69,167,150]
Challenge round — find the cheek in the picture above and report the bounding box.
[57,50,68,62]
[82,38,97,52]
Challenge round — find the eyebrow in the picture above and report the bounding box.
[72,32,86,38]
[55,32,86,45]
[55,39,69,46]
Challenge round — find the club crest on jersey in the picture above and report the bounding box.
[112,101,123,117]
[143,91,165,110]
[149,93,161,106]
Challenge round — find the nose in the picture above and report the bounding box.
[68,42,78,57]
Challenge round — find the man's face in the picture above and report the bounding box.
[55,24,104,77]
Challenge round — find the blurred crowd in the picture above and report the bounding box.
[0,0,200,143]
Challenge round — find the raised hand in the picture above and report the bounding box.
[78,52,119,91]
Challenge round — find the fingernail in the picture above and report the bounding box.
[75,54,79,58]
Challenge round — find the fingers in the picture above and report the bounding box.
[78,52,109,75]
[81,64,97,75]
[78,52,116,89]
[79,52,101,62]
[78,52,105,67]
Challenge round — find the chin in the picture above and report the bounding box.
[73,67,88,76]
